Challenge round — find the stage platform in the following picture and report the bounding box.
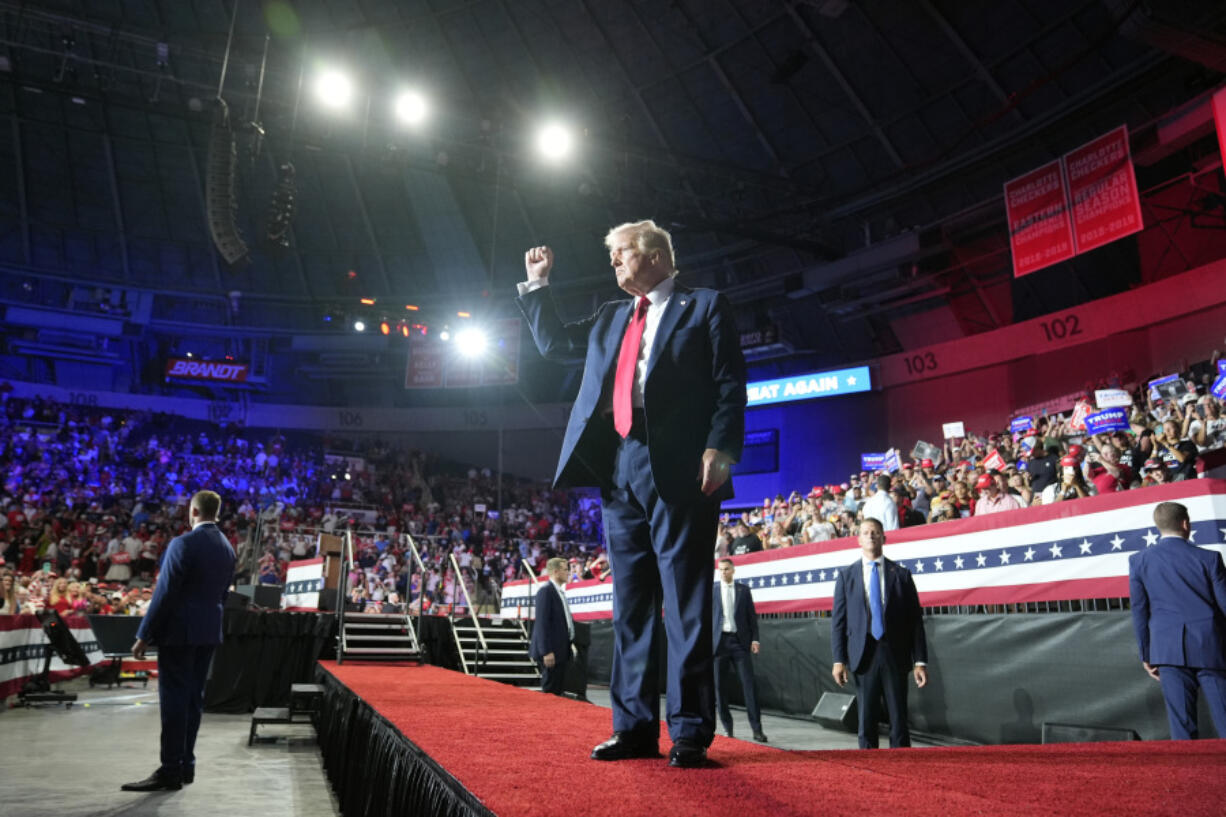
[315,660,1226,817]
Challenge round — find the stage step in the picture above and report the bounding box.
[338,610,423,664]
[448,618,540,688]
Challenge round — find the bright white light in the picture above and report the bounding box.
[438,329,451,342]
[455,328,487,358]
[394,90,428,126]
[536,123,573,161]
[353,320,366,332]
[315,69,354,109]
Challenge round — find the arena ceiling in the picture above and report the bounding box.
[1,0,1225,366]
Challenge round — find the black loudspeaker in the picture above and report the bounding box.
[205,99,249,267]
[225,591,251,610]
[253,584,282,609]
[1041,722,1139,744]
[811,691,857,732]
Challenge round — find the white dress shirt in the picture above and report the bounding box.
[860,557,887,611]
[861,490,899,531]
[720,580,737,633]
[552,579,574,640]
[518,276,676,411]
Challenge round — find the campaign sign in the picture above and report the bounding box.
[861,453,887,471]
[1019,435,1037,454]
[942,421,965,439]
[982,449,1007,472]
[1084,408,1130,436]
[911,440,941,464]
[1148,374,1187,404]
[883,449,901,473]
[1010,416,1034,434]
[1069,400,1092,431]
[1212,374,1226,400]
[1218,360,1226,375]
[1094,388,1132,409]
[746,365,871,407]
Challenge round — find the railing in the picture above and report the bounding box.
[336,527,355,664]
[400,533,428,657]
[449,552,488,673]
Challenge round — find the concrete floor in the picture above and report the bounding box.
[0,676,339,817]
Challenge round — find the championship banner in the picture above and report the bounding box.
[165,358,249,383]
[1004,160,1076,278]
[405,318,521,389]
[284,557,324,610]
[0,614,104,699]
[498,481,1226,619]
[1064,125,1144,254]
[1084,408,1130,436]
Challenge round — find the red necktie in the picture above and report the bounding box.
[613,298,649,438]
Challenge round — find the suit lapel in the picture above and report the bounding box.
[596,300,636,380]
[644,284,693,380]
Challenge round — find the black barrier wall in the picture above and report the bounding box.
[587,612,1218,744]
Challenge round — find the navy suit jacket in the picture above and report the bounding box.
[712,580,759,651]
[136,523,236,647]
[1129,535,1226,669]
[831,557,927,674]
[516,282,746,503]
[529,582,571,663]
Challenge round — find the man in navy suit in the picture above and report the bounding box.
[518,220,746,768]
[123,490,236,791]
[713,558,767,742]
[530,557,575,696]
[1129,501,1226,739]
[831,517,928,748]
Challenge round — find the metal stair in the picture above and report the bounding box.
[339,611,422,662]
[451,617,540,687]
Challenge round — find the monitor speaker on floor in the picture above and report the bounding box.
[1041,722,1139,743]
[811,691,857,731]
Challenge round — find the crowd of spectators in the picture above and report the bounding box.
[2,354,1222,612]
[718,359,1226,557]
[0,392,605,617]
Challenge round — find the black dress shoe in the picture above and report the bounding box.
[121,772,182,792]
[752,731,769,743]
[182,767,194,785]
[590,732,661,761]
[668,739,708,768]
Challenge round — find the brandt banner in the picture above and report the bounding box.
[165,358,250,383]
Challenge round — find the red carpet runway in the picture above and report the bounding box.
[317,661,1226,817]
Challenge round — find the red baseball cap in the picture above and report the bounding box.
[975,473,994,490]
[1060,455,1078,467]
[1068,444,1085,460]
[921,458,934,469]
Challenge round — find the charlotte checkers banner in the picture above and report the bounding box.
[284,557,325,610]
[1,614,104,699]
[500,480,1226,619]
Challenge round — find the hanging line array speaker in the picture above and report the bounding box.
[205,99,250,268]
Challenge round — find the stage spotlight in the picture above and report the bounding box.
[439,328,451,342]
[455,327,487,358]
[380,320,390,335]
[353,319,366,332]
[536,122,573,161]
[399,322,409,338]
[315,69,354,109]
[394,90,428,126]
